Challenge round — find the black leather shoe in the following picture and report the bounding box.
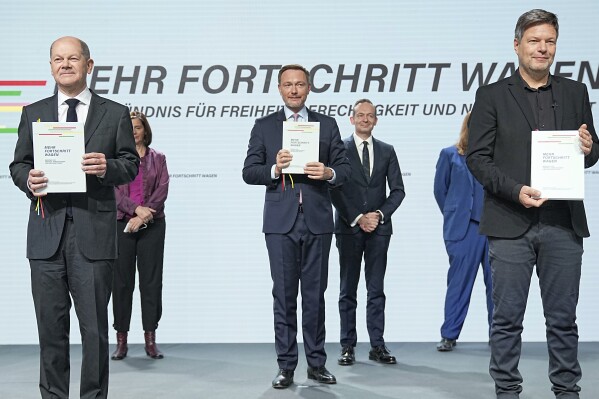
[307,366,337,384]
[337,346,355,366]
[272,369,294,389]
[369,345,397,364]
[436,338,457,352]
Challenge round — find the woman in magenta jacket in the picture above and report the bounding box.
[111,111,169,360]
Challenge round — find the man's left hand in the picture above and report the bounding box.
[82,152,107,176]
[305,162,332,180]
[579,124,594,156]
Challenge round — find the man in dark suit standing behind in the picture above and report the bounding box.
[243,64,350,389]
[9,36,139,399]
[467,10,598,398]
[330,99,405,366]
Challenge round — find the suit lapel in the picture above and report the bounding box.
[276,109,286,152]
[346,136,369,184]
[371,137,382,180]
[551,76,564,129]
[35,95,59,122]
[84,92,106,145]
[507,73,536,131]
[50,96,59,121]
[457,149,474,187]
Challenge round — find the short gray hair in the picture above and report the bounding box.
[515,9,559,42]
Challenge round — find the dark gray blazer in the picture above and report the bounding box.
[9,91,139,260]
[467,71,599,238]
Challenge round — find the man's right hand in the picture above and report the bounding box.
[28,169,48,197]
[519,185,548,208]
[275,149,293,177]
[358,212,380,233]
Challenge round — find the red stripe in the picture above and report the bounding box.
[0,80,47,86]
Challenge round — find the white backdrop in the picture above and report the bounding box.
[1,0,598,344]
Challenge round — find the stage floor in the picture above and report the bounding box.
[1,342,597,398]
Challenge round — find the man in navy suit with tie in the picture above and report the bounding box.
[330,99,405,366]
[10,36,139,399]
[243,64,350,389]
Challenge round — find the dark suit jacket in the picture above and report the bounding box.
[330,136,405,236]
[466,71,599,238]
[434,146,483,241]
[9,91,139,260]
[242,108,350,234]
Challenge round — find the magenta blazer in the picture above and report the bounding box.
[116,147,169,221]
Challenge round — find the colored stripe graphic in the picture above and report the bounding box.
[0,80,46,86]
[0,106,23,112]
[0,80,47,133]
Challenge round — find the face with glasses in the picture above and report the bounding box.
[278,69,311,113]
[351,102,378,137]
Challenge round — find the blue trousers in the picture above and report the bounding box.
[441,219,493,340]
[265,212,331,371]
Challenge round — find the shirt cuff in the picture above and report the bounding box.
[327,168,336,184]
[376,210,385,224]
[271,165,280,180]
[350,214,363,227]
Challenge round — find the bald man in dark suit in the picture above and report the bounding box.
[9,36,138,399]
[330,99,405,366]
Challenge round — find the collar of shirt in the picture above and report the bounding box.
[353,133,374,167]
[353,133,373,149]
[57,87,92,123]
[283,106,308,121]
[516,70,553,91]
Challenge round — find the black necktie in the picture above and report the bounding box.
[64,98,80,219]
[65,98,80,122]
[362,141,370,180]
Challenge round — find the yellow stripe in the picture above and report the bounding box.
[0,106,23,112]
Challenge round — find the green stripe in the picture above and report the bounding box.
[0,91,21,96]
[0,128,18,133]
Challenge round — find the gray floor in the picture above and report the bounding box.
[1,342,598,398]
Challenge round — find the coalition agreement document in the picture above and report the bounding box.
[33,122,86,193]
[282,121,320,174]
[530,130,584,200]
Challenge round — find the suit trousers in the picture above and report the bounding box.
[337,230,391,347]
[30,219,112,399]
[441,219,493,340]
[112,218,166,332]
[489,221,583,398]
[265,211,331,371]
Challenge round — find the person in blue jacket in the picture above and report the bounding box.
[434,112,493,351]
